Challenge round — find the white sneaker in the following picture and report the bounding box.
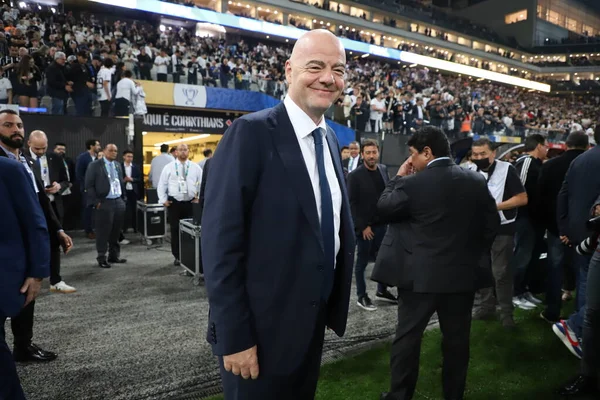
[119,239,130,245]
[513,296,536,310]
[524,291,543,305]
[50,281,77,294]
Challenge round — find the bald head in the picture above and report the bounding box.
[28,130,48,158]
[285,29,346,124]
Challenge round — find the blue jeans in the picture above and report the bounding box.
[0,316,26,400]
[582,246,600,376]
[355,225,387,298]
[567,253,592,339]
[545,232,573,319]
[51,97,64,115]
[510,217,536,296]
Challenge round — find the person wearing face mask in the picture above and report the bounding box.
[375,127,499,400]
[470,137,528,329]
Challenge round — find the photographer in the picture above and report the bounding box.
[558,201,600,397]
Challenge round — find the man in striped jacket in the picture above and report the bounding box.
[510,133,548,311]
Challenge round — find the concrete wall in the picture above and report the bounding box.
[456,0,537,47]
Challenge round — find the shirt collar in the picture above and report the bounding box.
[0,143,17,160]
[427,156,450,167]
[103,157,113,167]
[283,95,328,140]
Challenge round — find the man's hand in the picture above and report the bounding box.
[96,202,102,209]
[191,198,199,204]
[86,82,94,89]
[223,345,259,380]
[124,176,133,183]
[362,226,374,241]
[20,277,42,307]
[560,235,571,246]
[58,231,73,254]
[45,181,61,194]
[164,201,172,207]
[397,158,413,177]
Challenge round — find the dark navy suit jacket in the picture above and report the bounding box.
[0,157,50,318]
[75,151,95,192]
[201,102,355,375]
[557,146,600,244]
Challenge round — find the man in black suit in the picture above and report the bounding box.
[53,142,76,229]
[202,30,355,399]
[26,131,76,294]
[76,138,101,239]
[342,140,361,174]
[121,149,142,234]
[347,139,396,311]
[376,127,499,400]
[538,131,588,323]
[553,127,600,363]
[0,109,73,363]
[85,143,127,269]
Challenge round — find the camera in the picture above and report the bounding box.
[574,216,600,256]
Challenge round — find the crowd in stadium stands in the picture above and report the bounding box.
[0,1,598,141]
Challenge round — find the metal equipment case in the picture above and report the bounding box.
[179,218,203,286]
[136,201,167,246]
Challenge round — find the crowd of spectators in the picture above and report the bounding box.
[0,0,598,139]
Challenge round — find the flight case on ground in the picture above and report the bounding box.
[137,201,167,246]
[179,218,203,286]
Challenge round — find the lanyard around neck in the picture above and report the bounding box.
[175,161,189,179]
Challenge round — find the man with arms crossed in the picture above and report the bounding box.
[202,29,355,399]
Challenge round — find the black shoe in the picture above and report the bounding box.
[357,295,377,311]
[557,375,599,397]
[98,260,112,268]
[13,343,57,362]
[376,289,398,304]
[108,258,127,264]
[174,259,181,266]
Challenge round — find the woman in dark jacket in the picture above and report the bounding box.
[10,55,41,108]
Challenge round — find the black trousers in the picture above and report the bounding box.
[124,190,138,232]
[387,291,475,400]
[1,316,26,400]
[168,199,193,260]
[114,98,130,116]
[10,301,35,349]
[99,100,110,117]
[95,198,126,262]
[219,302,326,400]
[582,248,600,378]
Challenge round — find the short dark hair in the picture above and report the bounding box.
[123,70,133,78]
[565,131,589,149]
[341,146,349,152]
[122,149,133,156]
[85,139,98,150]
[54,142,67,148]
[77,50,88,59]
[407,126,450,158]
[361,139,379,152]
[472,137,495,151]
[169,146,177,154]
[0,109,18,116]
[103,58,114,68]
[523,133,546,152]
[203,149,213,158]
[160,144,169,153]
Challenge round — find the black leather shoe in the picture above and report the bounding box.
[557,375,599,396]
[13,343,57,362]
[98,260,112,268]
[108,258,127,264]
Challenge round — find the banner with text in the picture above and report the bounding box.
[141,109,240,134]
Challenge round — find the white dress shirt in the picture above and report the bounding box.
[124,162,133,190]
[30,152,54,202]
[347,155,360,172]
[157,159,203,204]
[283,95,342,266]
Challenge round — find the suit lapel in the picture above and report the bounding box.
[377,164,388,183]
[325,126,346,193]
[270,103,321,242]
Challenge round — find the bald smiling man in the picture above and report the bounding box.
[202,30,355,399]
